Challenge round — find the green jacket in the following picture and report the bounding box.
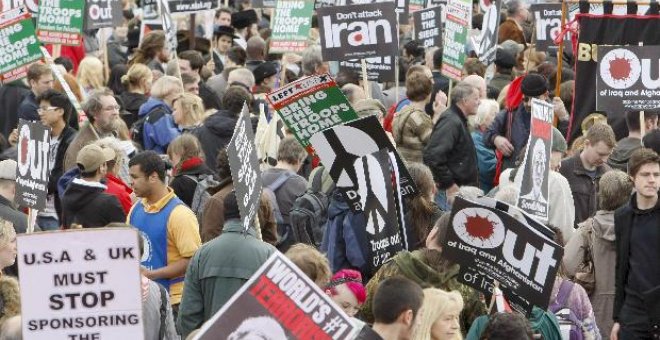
[360,249,487,333]
[177,219,277,338]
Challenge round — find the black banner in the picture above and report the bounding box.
[571,14,660,142]
[530,4,569,54]
[15,120,50,210]
[318,2,399,61]
[471,0,500,65]
[168,0,220,13]
[338,56,395,82]
[443,196,563,313]
[84,0,123,30]
[596,45,660,113]
[228,104,263,232]
[414,6,443,48]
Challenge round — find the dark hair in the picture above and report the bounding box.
[36,89,72,123]
[406,163,440,245]
[227,46,247,66]
[128,151,166,182]
[108,64,128,96]
[625,110,657,132]
[481,313,534,340]
[628,148,660,177]
[216,148,231,179]
[222,86,252,115]
[54,56,74,73]
[404,40,425,59]
[432,47,444,70]
[433,213,452,249]
[372,277,424,324]
[179,50,205,73]
[643,129,660,154]
[335,69,360,87]
[130,31,165,66]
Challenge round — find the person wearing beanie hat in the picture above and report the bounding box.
[489,48,517,96]
[484,73,552,172]
[212,25,235,75]
[178,190,276,338]
[61,144,126,229]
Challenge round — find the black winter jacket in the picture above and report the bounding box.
[49,126,77,217]
[170,161,216,208]
[423,104,479,189]
[192,110,238,171]
[61,178,126,228]
[559,153,611,226]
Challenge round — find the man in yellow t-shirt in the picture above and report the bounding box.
[127,151,201,313]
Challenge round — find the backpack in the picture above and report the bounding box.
[549,280,586,340]
[262,171,295,251]
[184,174,219,224]
[130,106,167,149]
[289,168,334,248]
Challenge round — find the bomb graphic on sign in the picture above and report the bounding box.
[600,48,642,90]
[452,207,505,249]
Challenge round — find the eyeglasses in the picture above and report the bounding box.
[37,106,59,113]
[103,105,121,112]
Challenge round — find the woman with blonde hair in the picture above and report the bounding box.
[413,288,464,340]
[77,57,105,97]
[0,219,20,326]
[166,134,215,208]
[119,63,152,126]
[172,93,205,132]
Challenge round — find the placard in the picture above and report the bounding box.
[168,0,220,13]
[0,0,38,16]
[443,196,562,313]
[267,74,359,154]
[192,252,356,339]
[338,56,395,82]
[83,0,123,30]
[335,0,410,24]
[36,0,85,46]
[515,98,553,222]
[597,45,660,112]
[269,0,315,53]
[317,2,399,61]
[18,228,144,340]
[441,0,471,81]
[471,0,500,65]
[227,103,263,233]
[15,120,50,210]
[413,6,443,48]
[0,7,42,84]
[160,0,177,52]
[530,3,570,54]
[141,0,160,20]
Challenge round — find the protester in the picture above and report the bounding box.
[172,93,205,132]
[129,31,168,73]
[52,72,83,128]
[411,289,464,340]
[181,72,200,96]
[200,148,233,242]
[471,99,499,192]
[94,137,133,214]
[0,161,29,234]
[423,82,480,211]
[0,219,19,324]
[356,277,424,340]
[61,144,126,228]
[342,84,367,105]
[612,148,660,340]
[0,315,21,340]
[325,269,367,318]
[167,134,215,209]
[489,48,516,96]
[560,123,615,226]
[245,36,266,71]
[138,76,183,153]
[470,313,535,340]
[262,137,308,251]
[179,50,222,111]
[608,111,657,171]
[178,191,276,338]
[0,80,30,140]
[120,63,152,127]
[392,72,434,164]
[18,63,54,122]
[499,0,529,44]
[127,151,201,314]
[404,163,443,251]
[64,89,120,175]
[211,25,235,75]
[193,86,252,171]
[36,90,77,230]
[644,129,660,154]
[77,56,106,98]
[564,170,634,339]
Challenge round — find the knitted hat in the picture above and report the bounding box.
[223,190,241,221]
[552,127,567,154]
[521,74,548,97]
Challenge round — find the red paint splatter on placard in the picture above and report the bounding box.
[20,137,28,165]
[609,56,631,81]
[464,214,494,240]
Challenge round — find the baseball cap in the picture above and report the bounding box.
[76,145,115,173]
[0,160,17,180]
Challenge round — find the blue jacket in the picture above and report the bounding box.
[139,98,180,154]
[483,104,531,170]
[471,131,497,193]
[321,191,370,279]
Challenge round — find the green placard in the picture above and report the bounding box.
[0,8,42,83]
[441,0,471,81]
[37,0,85,46]
[267,74,359,154]
[269,0,314,53]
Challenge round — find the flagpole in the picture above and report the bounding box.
[361,59,371,99]
[395,12,400,104]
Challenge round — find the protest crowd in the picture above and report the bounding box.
[1,0,660,339]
